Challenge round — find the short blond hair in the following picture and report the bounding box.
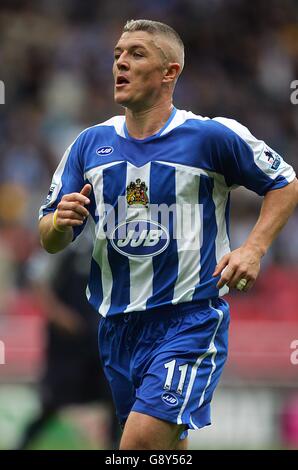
[123,19,185,73]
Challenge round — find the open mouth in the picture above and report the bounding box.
[116,76,130,87]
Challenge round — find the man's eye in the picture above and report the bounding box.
[114,55,120,60]
[133,52,143,58]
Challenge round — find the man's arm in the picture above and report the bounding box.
[214,178,298,291]
[39,184,91,254]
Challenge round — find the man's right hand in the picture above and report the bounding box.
[39,184,92,253]
[53,184,91,232]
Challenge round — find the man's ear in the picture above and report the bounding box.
[162,63,181,84]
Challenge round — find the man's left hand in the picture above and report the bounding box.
[212,246,262,292]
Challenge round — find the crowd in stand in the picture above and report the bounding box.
[0,0,297,321]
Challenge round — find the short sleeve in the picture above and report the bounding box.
[212,117,296,195]
[39,134,87,240]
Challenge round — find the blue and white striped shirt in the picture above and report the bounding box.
[40,108,295,317]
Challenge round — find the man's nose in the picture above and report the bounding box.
[116,53,129,70]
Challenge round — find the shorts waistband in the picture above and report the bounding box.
[106,298,218,323]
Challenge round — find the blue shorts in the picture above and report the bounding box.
[98,298,230,437]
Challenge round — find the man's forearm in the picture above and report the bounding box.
[39,213,73,254]
[243,179,298,256]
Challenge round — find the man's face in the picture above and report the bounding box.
[113,31,167,110]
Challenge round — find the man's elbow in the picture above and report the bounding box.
[39,237,61,254]
[277,178,298,203]
[287,177,298,208]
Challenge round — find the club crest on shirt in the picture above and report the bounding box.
[126,178,149,207]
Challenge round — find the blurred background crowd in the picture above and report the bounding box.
[0,0,297,450]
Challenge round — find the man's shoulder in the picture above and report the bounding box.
[65,115,125,156]
[78,115,125,140]
[175,109,249,138]
[211,116,252,140]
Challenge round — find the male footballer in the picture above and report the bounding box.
[39,20,298,449]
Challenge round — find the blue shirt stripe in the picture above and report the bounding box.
[146,162,179,309]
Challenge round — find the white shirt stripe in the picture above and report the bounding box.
[124,162,153,312]
[172,168,202,304]
[160,110,209,136]
[91,115,126,138]
[85,162,121,316]
[213,179,230,297]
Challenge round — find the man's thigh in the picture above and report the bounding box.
[120,411,187,450]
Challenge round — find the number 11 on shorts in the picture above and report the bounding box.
[164,360,189,395]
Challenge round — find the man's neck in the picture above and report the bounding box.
[125,100,174,140]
